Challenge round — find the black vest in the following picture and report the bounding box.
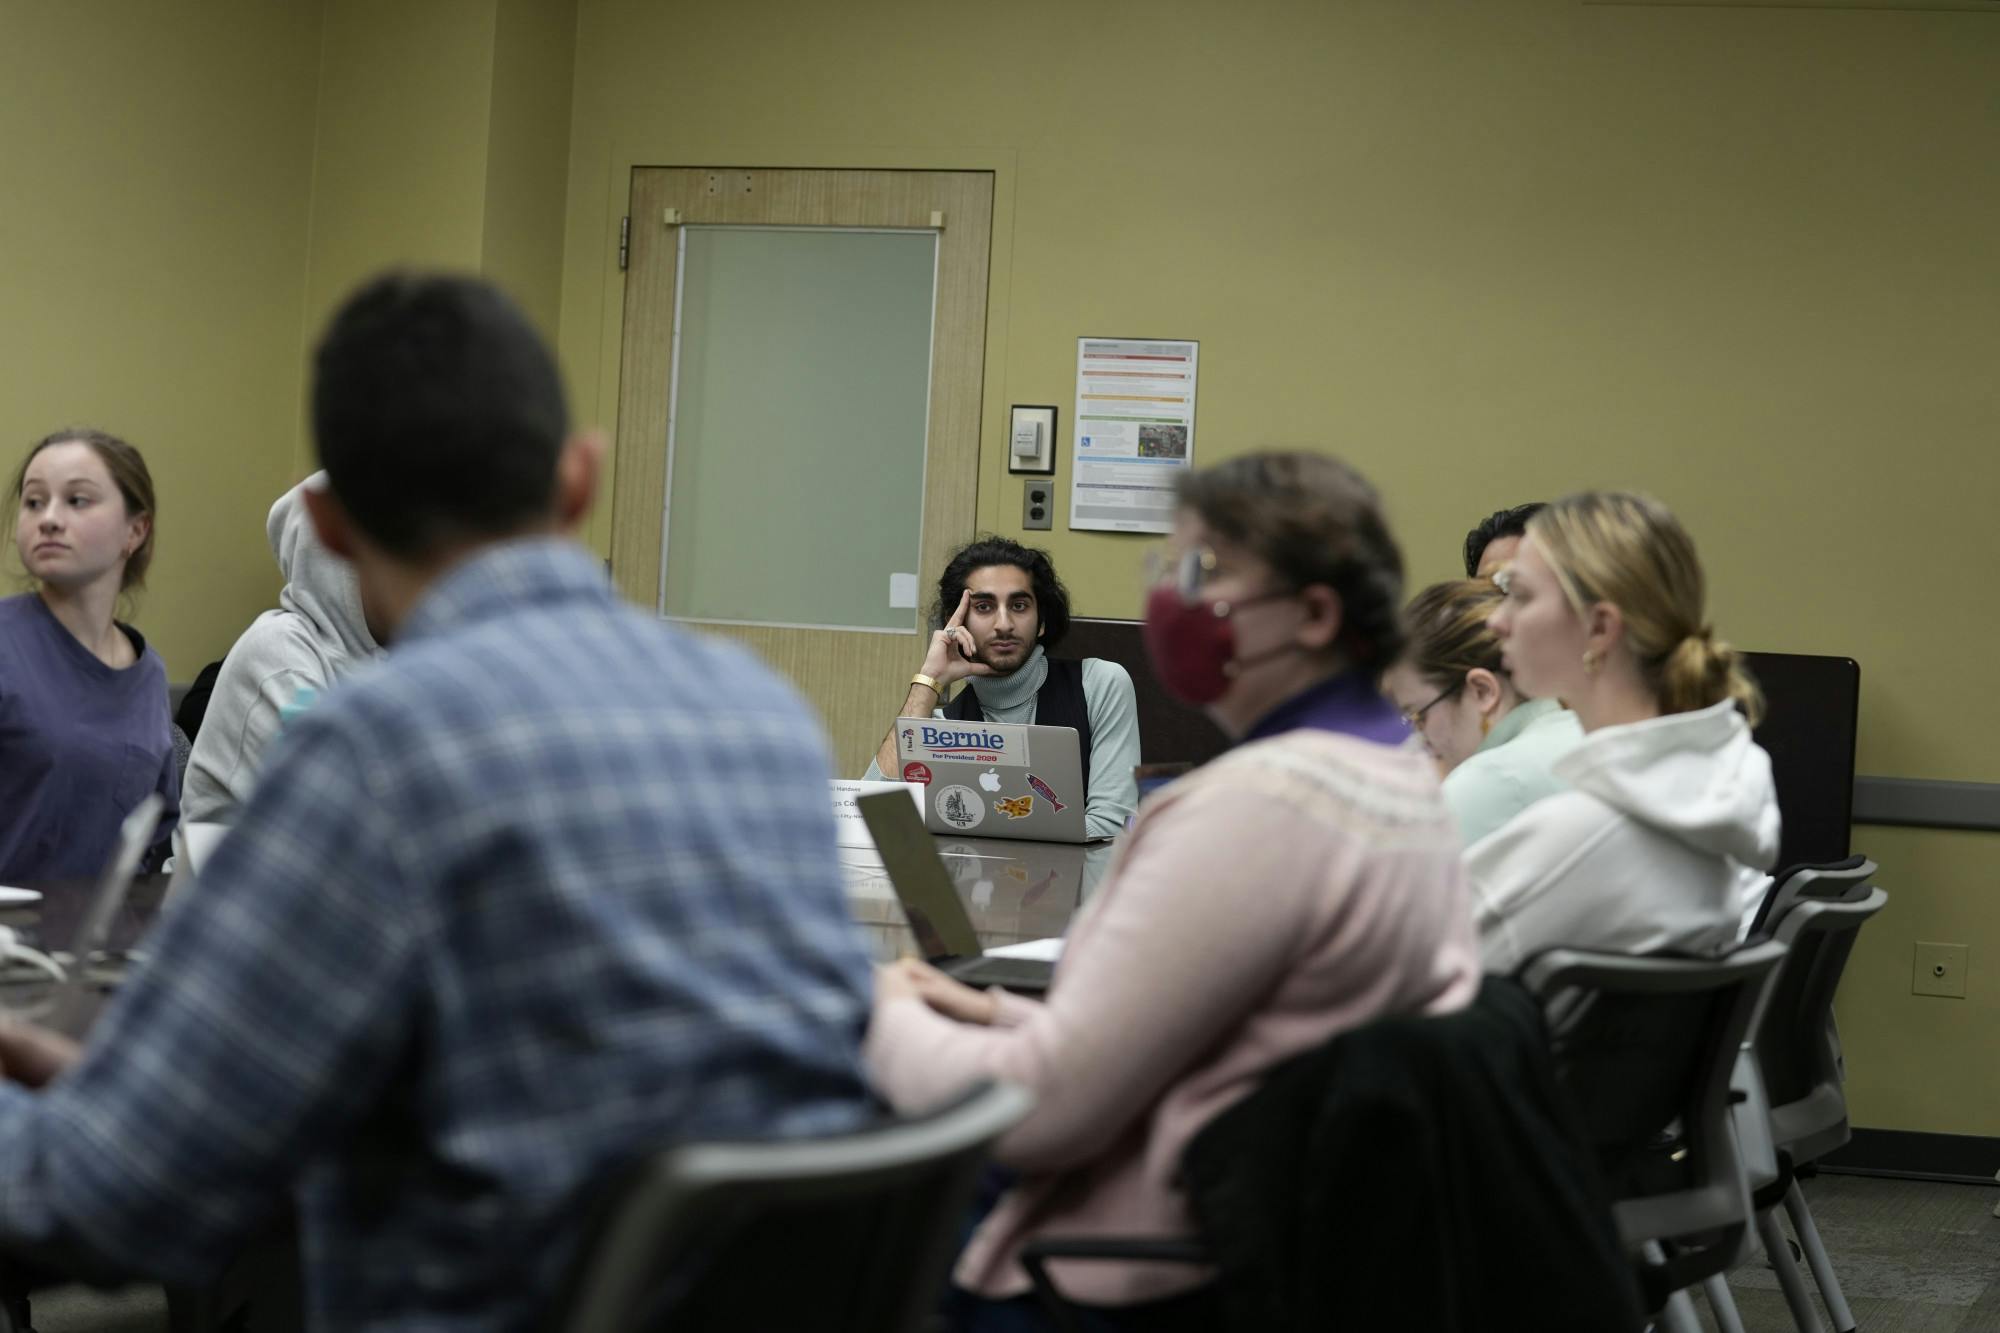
[943,656,1093,801]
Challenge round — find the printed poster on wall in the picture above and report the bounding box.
[1069,338,1199,534]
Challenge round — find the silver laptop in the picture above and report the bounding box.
[856,791,1055,993]
[46,793,163,1035]
[892,717,1091,844]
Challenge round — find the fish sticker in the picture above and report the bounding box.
[1025,774,1066,813]
[995,794,1036,820]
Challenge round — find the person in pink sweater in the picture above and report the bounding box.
[865,452,1481,1332]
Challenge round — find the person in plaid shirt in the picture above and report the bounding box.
[0,272,876,1333]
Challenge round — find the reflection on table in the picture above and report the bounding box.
[0,875,169,1028]
[844,835,1117,962]
[7,838,1121,1013]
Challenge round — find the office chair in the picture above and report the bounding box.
[1519,940,1787,1333]
[551,1081,1031,1333]
[1737,858,1885,1333]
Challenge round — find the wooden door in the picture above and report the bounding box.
[611,168,993,771]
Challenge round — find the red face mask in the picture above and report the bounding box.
[1143,584,1299,706]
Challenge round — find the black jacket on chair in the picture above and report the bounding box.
[1181,975,1645,1332]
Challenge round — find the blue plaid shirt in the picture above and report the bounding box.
[0,539,876,1333]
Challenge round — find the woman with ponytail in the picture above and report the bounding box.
[1469,491,1778,973]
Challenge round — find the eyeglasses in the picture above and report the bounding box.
[1401,681,1462,731]
[1142,544,1218,602]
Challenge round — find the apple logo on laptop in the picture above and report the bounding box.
[978,769,1002,793]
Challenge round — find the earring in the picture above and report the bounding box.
[1582,648,1601,676]
[1479,715,1493,738]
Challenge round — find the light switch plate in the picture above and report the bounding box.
[1912,941,1969,998]
[1007,405,1058,474]
[1022,478,1053,531]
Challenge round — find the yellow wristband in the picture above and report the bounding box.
[910,673,943,694]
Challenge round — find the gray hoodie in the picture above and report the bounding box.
[181,475,379,823]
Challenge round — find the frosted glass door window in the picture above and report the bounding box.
[662,226,936,629]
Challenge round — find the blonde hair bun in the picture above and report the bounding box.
[1529,493,1763,725]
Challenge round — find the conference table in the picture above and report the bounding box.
[0,874,168,1030]
[1,829,1112,1024]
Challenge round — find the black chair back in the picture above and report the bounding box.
[1736,651,1859,872]
[552,1083,1031,1333]
[1747,854,1868,938]
[1519,942,1785,1305]
[1060,618,1229,767]
[1748,861,1884,1147]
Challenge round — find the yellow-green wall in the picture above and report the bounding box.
[0,0,581,661]
[298,0,577,478]
[5,0,1995,1138]
[482,0,579,344]
[298,0,500,477]
[0,1,325,674]
[556,0,2000,1134]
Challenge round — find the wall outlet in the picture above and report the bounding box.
[1022,479,1053,531]
[1912,942,1969,998]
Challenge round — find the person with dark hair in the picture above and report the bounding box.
[867,535,1140,839]
[866,452,1477,1330]
[1462,501,1545,578]
[0,273,875,1333]
[0,427,177,881]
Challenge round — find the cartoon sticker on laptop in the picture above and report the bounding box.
[996,794,1035,820]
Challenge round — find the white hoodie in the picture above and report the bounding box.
[182,475,379,823]
[1464,700,1780,975]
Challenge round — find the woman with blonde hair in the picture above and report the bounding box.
[1469,490,1777,973]
[1383,578,1582,847]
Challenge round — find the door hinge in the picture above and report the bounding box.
[617,215,630,271]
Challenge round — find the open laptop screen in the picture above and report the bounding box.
[856,791,984,958]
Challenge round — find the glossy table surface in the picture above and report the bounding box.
[0,874,169,1029]
[1,829,1114,1019]
[844,833,1114,961]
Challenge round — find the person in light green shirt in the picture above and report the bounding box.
[1382,577,1583,848]
[865,537,1140,839]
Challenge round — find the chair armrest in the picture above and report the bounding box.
[1019,1235,1211,1333]
[1020,1236,1210,1266]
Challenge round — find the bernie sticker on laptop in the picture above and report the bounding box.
[935,784,985,831]
[1025,774,1066,813]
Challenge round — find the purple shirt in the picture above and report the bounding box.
[1244,669,1409,748]
[0,593,178,881]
